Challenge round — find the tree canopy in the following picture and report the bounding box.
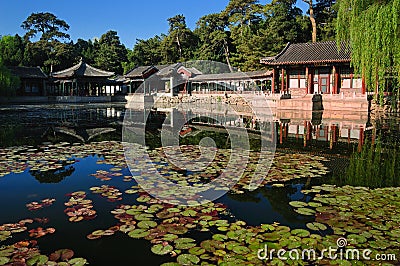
[94,30,128,74]
[21,12,70,42]
[1,1,344,75]
[336,0,400,95]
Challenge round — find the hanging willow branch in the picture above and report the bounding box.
[336,0,400,95]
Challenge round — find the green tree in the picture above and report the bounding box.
[302,0,317,42]
[21,12,73,72]
[0,58,20,96]
[336,0,400,95]
[194,13,234,71]
[262,0,310,52]
[0,35,24,66]
[94,30,128,74]
[314,0,337,41]
[127,36,163,69]
[223,0,264,70]
[74,39,96,64]
[47,41,76,72]
[23,41,48,68]
[161,15,198,63]
[21,12,70,41]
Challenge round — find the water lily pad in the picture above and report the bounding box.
[306,222,327,231]
[68,257,88,266]
[151,244,173,255]
[212,234,228,241]
[119,224,135,233]
[291,229,310,237]
[27,255,48,265]
[128,229,150,238]
[177,254,200,265]
[294,208,316,216]
[232,245,250,254]
[289,201,308,208]
[135,213,154,221]
[166,225,188,235]
[0,257,10,265]
[200,240,223,252]
[137,220,157,229]
[188,247,205,255]
[174,238,196,250]
[163,234,179,241]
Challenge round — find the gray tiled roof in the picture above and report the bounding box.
[51,60,114,78]
[125,65,157,78]
[260,41,351,66]
[8,66,47,79]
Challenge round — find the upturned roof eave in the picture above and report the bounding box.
[260,59,351,66]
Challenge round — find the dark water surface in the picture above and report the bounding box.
[0,103,397,265]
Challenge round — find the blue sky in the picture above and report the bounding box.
[0,0,307,49]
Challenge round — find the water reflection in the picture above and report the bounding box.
[222,182,314,227]
[124,104,369,155]
[0,104,124,147]
[30,165,75,183]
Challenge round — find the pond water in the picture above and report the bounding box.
[0,103,398,265]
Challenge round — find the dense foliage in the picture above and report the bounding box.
[0,0,338,75]
[0,58,20,96]
[336,0,400,95]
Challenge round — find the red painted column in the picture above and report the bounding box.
[305,67,309,94]
[308,68,314,94]
[281,69,285,93]
[333,66,339,94]
[362,76,366,94]
[272,68,276,94]
[285,123,288,139]
[286,69,290,94]
[348,128,351,144]
[279,122,283,144]
[358,126,364,152]
[304,121,308,147]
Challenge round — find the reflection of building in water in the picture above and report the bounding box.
[278,119,365,151]
[124,103,368,151]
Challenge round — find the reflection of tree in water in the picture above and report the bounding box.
[227,183,314,224]
[30,165,75,183]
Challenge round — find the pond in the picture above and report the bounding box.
[0,103,399,265]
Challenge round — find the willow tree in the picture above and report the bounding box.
[336,0,400,96]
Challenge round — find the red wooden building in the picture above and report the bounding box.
[260,41,366,97]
